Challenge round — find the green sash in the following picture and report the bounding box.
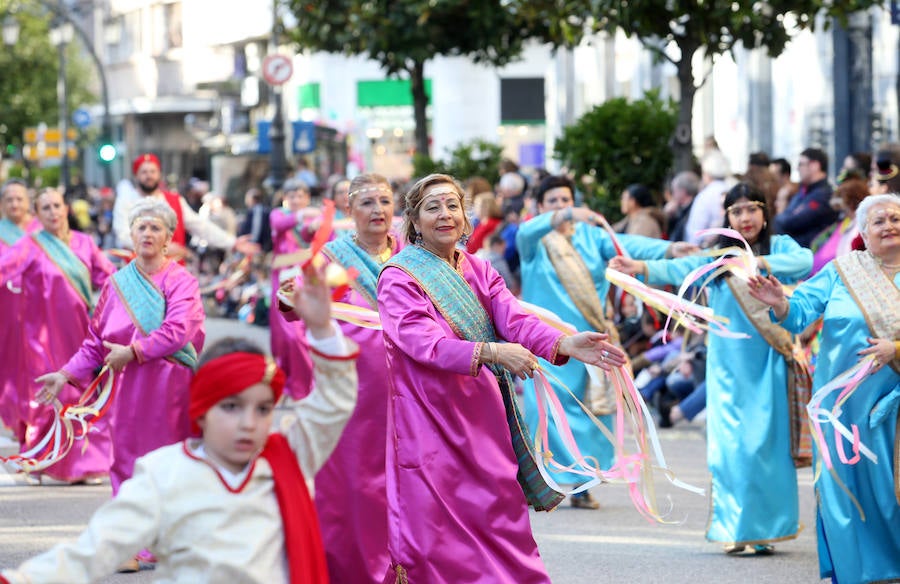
[111,261,198,370]
[0,218,25,246]
[323,236,385,309]
[384,245,564,511]
[32,231,93,309]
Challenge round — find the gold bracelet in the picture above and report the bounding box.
[894,341,900,361]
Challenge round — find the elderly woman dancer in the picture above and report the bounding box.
[0,188,115,484]
[38,198,205,490]
[611,183,812,554]
[749,193,900,584]
[269,178,317,398]
[309,173,400,583]
[516,174,677,509]
[377,173,626,583]
[37,198,205,571]
[0,180,41,444]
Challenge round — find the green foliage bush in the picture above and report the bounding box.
[412,138,504,184]
[553,90,677,219]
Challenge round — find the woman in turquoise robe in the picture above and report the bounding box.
[612,183,812,551]
[516,175,674,507]
[749,193,900,583]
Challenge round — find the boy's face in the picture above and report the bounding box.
[198,383,275,474]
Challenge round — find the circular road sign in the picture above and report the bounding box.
[262,54,293,86]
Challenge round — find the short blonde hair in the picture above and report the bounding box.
[401,173,472,243]
[129,198,177,234]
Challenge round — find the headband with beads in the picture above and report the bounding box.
[415,184,463,208]
[348,184,393,199]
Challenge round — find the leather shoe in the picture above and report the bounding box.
[570,491,600,510]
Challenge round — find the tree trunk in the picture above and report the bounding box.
[673,41,698,172]
[409,60,429,157]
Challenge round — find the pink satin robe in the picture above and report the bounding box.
[0,217,41,442]
[0,230,115,482]
[377,251,567,584]
[60,261,205,494]
[314,238,402,584]
[269,208,313,399]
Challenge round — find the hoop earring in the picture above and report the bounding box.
[414,232,423,246]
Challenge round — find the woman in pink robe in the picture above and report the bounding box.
[315,173,400,583]
[0,188,114,483]
[0,179,41,443]
[377,174,626,583]
[269,178,317,399]
[37,198,205,496]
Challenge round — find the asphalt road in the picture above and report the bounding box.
[0,318,823,583]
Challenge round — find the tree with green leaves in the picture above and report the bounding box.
[0,3,95,158]
[553,90,677,218]
[581,0,884,171]
[284,0,588,157]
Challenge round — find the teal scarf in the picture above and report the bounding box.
[111,261,198,370]
[0,218,25,246]
[323,236,390,308]
[32,231,93,309]
[385,245,564,511]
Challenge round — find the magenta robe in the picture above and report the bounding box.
[377,251,566,584]
[0,217,41,441]
[60,261,205,494]
[269,208,314,399]
[314,237,402,584]
[0,230,114,481]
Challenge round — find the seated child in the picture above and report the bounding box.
[1,263,359,584]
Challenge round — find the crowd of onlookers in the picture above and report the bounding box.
[32,139,900,429]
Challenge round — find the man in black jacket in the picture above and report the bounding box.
[773,147,837,247]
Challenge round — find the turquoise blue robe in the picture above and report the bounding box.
[516,213,670,484]
[643,235,811,546]
[779,259,900,584]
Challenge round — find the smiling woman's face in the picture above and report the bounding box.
[412,183,466,256]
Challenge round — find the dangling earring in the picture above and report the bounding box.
[459,233,470,245]
[762,221,768,230]
[414,232,423,246]
[163,244,169,256]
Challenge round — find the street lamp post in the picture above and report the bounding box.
[268,0,287,194]
[49,18,73,191]
[3,1,114,188]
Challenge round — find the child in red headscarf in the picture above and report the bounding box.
[1,264,358,584]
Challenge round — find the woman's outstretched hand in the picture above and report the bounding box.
[292,262,335,339]
[559,332,626,371]
[607,256,643,275]
[747,274,789,320]
[34,371,67,404]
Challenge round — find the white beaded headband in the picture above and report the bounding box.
[348,184,392,199]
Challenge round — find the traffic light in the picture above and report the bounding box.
[98,142,117,163]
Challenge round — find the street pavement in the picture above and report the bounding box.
[0,318,822,583]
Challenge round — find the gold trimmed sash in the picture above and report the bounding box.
[728,277,813,467]
[542,230,619,414]
[834,251,900,375]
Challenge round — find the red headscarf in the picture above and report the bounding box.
[189,353,329,584]
[132,153,161,176]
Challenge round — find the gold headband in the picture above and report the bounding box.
[725,200,765,214]
[417,185,463,208]
[348,184,392,199]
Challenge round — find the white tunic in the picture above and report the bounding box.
[1,340,358,584]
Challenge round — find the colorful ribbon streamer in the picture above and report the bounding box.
[528,364,703,524]
[2,367,116,474]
